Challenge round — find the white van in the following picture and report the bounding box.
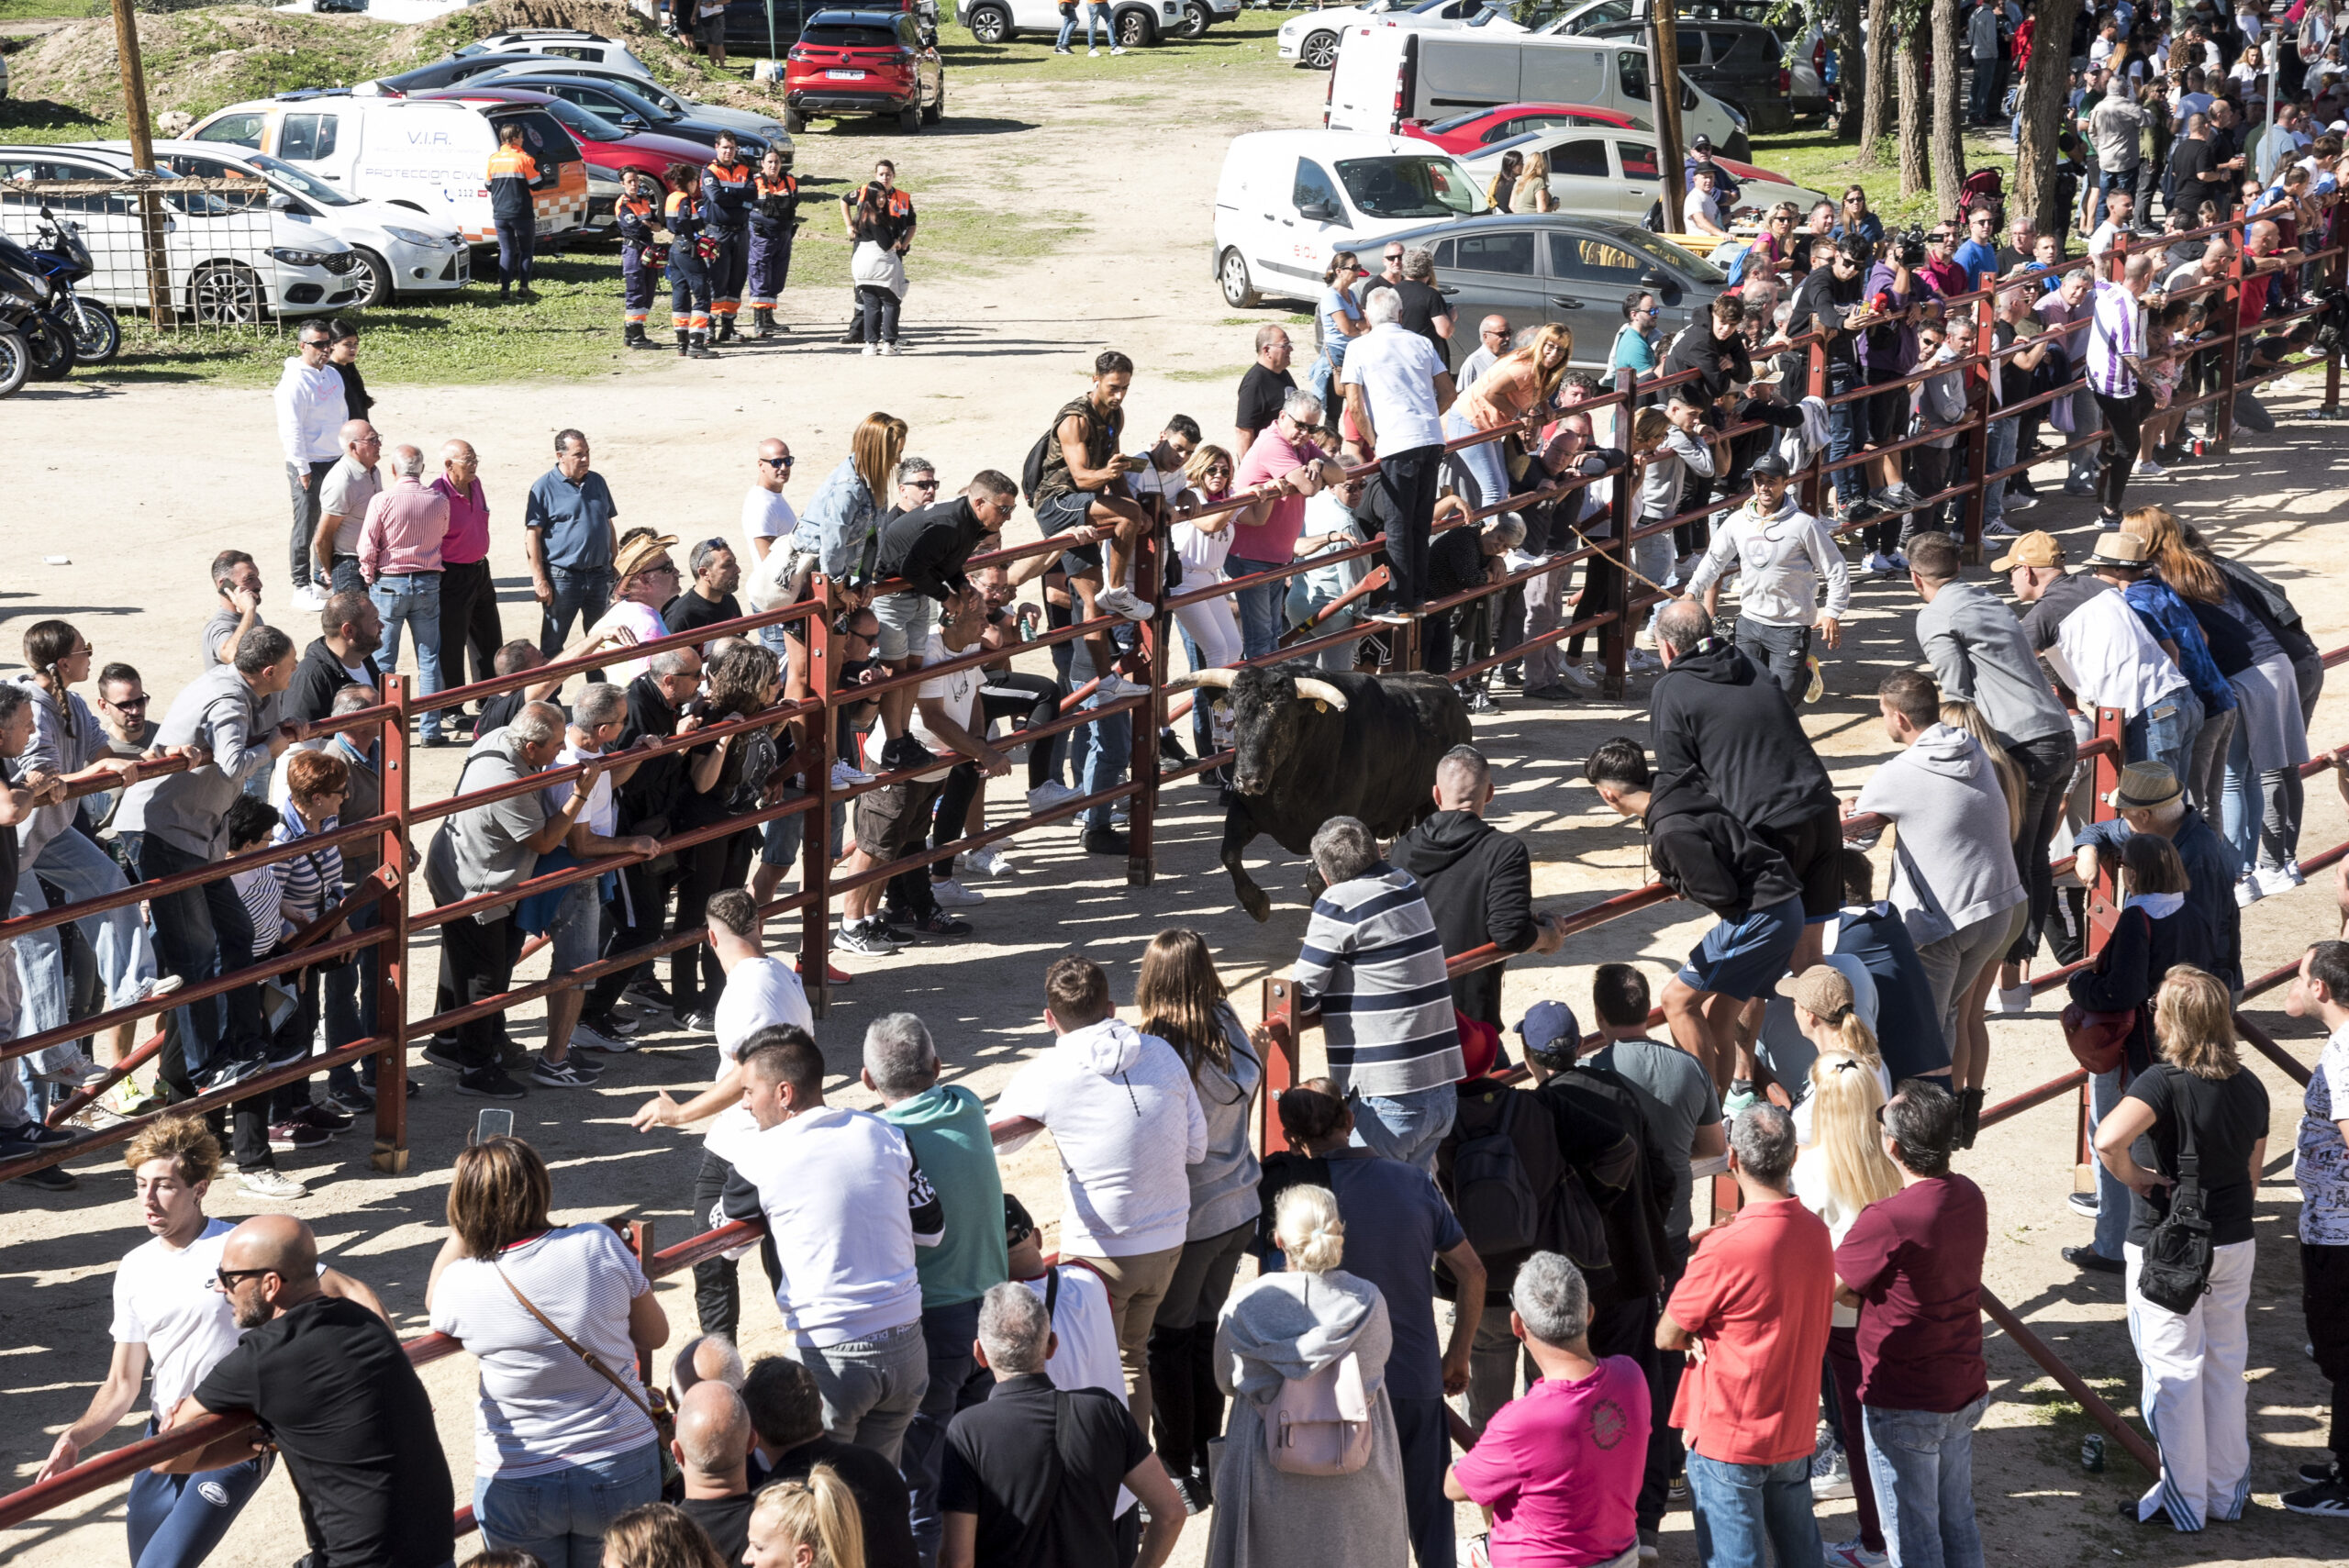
[1326,28,1750,161]
[1211,129,1486,309]
[184,92,590,246]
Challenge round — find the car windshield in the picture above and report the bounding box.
[803,23,900,44]
[540,98,629,141]
[248,151,358,207]
[1332,155,1487,219]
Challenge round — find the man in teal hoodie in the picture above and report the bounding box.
[865,1011,1008,1568]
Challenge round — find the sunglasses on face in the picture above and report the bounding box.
[761,455,794,470]
[212,1267,272,1292]
[106,694,149,710]
[698,537,729,554]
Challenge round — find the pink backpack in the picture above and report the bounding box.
[1264,1350,1375,1475]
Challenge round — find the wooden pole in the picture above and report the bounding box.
[1651,0,1687,235]
[108,0,173,328]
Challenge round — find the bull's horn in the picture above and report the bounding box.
[1291,677,1350,711]
[1163,668,1240,694]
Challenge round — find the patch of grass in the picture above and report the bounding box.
[1163,361,1245,381]
[0,0,97,19]
[1747,123,2014,226]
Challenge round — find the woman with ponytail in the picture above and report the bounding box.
[1208,1179,1408,1568]
[1780,965,1893,1145]
[744,1465,865,1568]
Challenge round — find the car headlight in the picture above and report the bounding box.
[383,225,443,247]
[270,247,333,267]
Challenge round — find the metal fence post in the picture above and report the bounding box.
[801,579,837,1018]
[370,673,411,1175]
[2215,239,2244,452]
[1128,518,1163,888]
[1257,976,1298,1156]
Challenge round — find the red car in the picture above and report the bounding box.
[1399,102,1642,153]
[416,87,716,185]
[784,8,945,133]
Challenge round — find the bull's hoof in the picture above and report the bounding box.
[1239,885,1273,923]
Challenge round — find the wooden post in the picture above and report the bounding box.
[1257,978,1298,1156]
[1959,272,1995,562]
[370,675,411,1174]
[1650,0,1687,235]
[629,1221,659,1385]
[108,0,173,328]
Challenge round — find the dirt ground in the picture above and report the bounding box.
[6,40,2349,1568]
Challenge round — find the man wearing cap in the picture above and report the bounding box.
[1684,452,1848,705]
[2071,762,2243,990]
[1682,135,1742,207]
[588,531,685,687]
[1998,528,2199,787]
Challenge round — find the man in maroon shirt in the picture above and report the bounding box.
[1834,1080,1990,1568]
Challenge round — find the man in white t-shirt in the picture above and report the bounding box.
[586,531,683,685]
[1339,287,1457,618]
[630,886,811,1343]
[37,1116,384,1568]
[989,954,1206,1433]
[718,1028,946,1463]
[1122,416,1202,516]
[535,683,664,1083]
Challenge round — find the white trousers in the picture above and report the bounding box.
[2123,1238,2254,1530]
[1171,586,1241,674]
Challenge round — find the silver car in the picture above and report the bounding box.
[473,58,793,162]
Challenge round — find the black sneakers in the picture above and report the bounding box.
[2284,1471,2349,1516]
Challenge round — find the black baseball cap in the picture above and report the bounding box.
[1691,134,1714,152]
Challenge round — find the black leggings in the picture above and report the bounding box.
[857,284,900,345]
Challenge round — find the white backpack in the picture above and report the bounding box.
[1264,1350,1374,1476]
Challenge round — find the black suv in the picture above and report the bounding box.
[1592,18,1793,134]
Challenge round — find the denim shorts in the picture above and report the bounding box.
[549,880,607,973]
[1679,893,1806,1001]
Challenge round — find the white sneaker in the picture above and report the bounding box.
[2132,459,2168,479]
[967,844,1014,877]
[1864,550,1897,573]
[1027,781,1085,814]
[930,877,985,908]
[1556,662,1598,692]
[2255,862,2306,897]
[1087,45,1100,53]
[1823,1538,1889,1567]
[1109,43,1126,52]
[1093,585,1151,622]
[239,1167,309,1200]
[830,759,874,788]
[1809,1443,1854,1500]
[863,343,879,357]
[2003,491,2039,511]
[1989,983,2033,1015]
[1625,649,1663,674]
[883,343,903,356]
[570,1021,635,1053]
[2234,873,2264,906]
[288,584,329,612]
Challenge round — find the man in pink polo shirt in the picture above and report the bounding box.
[431,439,502,713]
[1228,386,1350,662]
[1659,1103,1834,1568]
[358,444,451,744]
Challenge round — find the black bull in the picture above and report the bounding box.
[1167,662,1474,921]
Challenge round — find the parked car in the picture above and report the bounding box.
[1372,210,1724,361]
[1457,127,1823,220]
[1212,128,1486,308]
[132,139,469,306]
[961,0,1187,49]
[1174,0,1243,39]
[714,0,936,53]
[185,93,589,246]
[1278,0,1521,70]
[1539,0,1829,116]
[1326,28,1750,160]
[0,143,364,322]
[472,58,792,156]
[363,51,584,96]
[415,88,720,193]
[783,9,943,132]
[1587,17,1791,132]
[1399,99,1641,151]
[452,29,658,78]
[463,71,781,165]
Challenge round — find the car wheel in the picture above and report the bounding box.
[1218,247,1259,308]
[783,104,807,133]
[189,261,266,326]
[0,328,27,399]
[1118,7,1155,45]
[1299,27,1339,67]
[348,246,394,310]
[898,102,922,131]
[1177,1,1209,36]
[65,297,117,365]
[922,78,944,123]
[967,1,1009,40]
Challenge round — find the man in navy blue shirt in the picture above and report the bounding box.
[524,428,621,656]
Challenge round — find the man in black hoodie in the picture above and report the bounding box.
[1586,736,1803,1094]
[1389,744,1563,1031]
[284,590,383,730]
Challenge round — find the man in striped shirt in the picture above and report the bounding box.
[1293,816,1465,1173]
[2086,252,2164,523]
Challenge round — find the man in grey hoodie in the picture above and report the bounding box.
[1906,530,2078,1011]
[1686,451,1848,704]
[1851,672,2028,1063]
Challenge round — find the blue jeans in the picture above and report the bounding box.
[905,1297,986,1567]
[473,1439,663,1568]
[1442,407,1509,508]
[1685,1451,1822,1568]
[1984,415,2017,526]
[1861,1396,1987,1568]
[10,825,159,1074]
[2123,687,2199,795]
[2087,1066,2131,1261]
[1225,554,1287,662]
[126,1424,272,1568]
[1086,0,1111,42]
[1826,363,1869,505]
[540,566,615,658]
[371,572,447,740]
[1075,683,1131,831]
[495,216,534,291]
[1055,6,1077,44]
[1346,1082,1456,1174]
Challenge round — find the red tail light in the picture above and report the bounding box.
[1777,65,1790,93]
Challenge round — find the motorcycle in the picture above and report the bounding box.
[2,206,118,366]
[0,245,62,391]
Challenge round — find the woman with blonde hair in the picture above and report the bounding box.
[1168,444,1247,740]
[1442,321,1575,508]
[1792,1047,1900,1566]
[1139,928,1264,1507]
[1313,251,1369,408]
[2114,505,2237,817]
[427,1136,671,1567]
[2093,964,2269,1531]
[742,1466,864,1568]
[1208,1183,1408,1568]
[1509,150,1558,214]
[602,1504,728,1568]
[1780,965,1891,1144]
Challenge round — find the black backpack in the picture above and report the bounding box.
[1021,428,1052,507]
[1451,1092,1543,1256]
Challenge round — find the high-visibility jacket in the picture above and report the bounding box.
[486,143,540,224]
[701,160,753,230]
[751,172,798,236]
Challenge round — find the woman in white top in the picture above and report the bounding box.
[1791,1051,1901,1566]
[1168,443,1255,765]
[428,1136,672,1568]
[1782,965,1892,1144]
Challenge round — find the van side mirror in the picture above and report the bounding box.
[1298,200,1339,221]
[269,191,294,210]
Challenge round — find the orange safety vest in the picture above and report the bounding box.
[486,143,539,222]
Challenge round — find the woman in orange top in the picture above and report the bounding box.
[1441,321,1574,508]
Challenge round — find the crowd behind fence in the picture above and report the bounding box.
[1,192,2346,1534]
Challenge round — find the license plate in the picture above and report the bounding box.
[827,68,865,78]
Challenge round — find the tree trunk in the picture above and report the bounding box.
[1930,0,1965,214]
[1858,0,1894,163]
[2012,0,2086,236]
[1830,0,1865,141]
[1898,17,1929,196]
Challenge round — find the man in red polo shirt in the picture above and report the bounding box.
[1659,1103,1834,1568]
